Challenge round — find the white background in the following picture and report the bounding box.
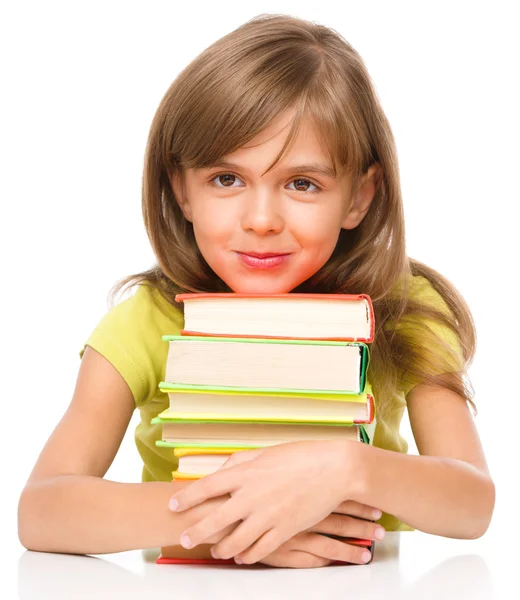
[1,0,518,575]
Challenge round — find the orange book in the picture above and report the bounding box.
[176,292,374,342]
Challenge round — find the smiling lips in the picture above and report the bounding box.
[236,251,292,268]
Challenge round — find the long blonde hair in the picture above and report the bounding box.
[109,13,477,420]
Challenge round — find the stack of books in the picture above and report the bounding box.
[152,292,377,566]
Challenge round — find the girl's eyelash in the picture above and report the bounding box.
[209,172,322,192]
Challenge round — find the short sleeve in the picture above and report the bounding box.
[79,317,148,408]
[79,285,183,408]
[396,276,464,397]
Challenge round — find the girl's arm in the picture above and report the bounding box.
[17,346,231,555]
[350,376,496,540]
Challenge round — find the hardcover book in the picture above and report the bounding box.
[156,538,375,565]
[157,383,375,424]
[162,335,369,395]
[176,292,375,342]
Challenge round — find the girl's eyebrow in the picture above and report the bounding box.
[198,160,337,180]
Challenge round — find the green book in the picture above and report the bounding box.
[153,419,375,448]
[161,334,369,395]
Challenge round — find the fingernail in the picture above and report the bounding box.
[362,550,372,563]
[235,557,243,564]
[180,534,192,549]
[372,509,382,520]
[210,547,219,558]
[169,498,179,511]
[375,527,386,540]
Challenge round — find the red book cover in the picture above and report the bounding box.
[156,556,236,565]
[156,539,374,566]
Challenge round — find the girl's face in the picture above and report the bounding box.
[170,108,379,293]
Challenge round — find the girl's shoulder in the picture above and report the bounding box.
[84,283,184,343]
[79,283,184,408]
[388,273,462,352]
[134,283,184,324]
[404,274,452,315]
[395,275,465,395]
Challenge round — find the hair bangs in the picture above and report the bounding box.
[259,82,369,181]
[172,44,321,173]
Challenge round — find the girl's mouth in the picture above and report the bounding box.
[236,252,292,269]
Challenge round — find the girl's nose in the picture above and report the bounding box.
[240,190,284,235]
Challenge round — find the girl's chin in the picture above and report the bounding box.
[218,268,307,294]
[228,283,298,294]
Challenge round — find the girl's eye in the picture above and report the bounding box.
[212,173,242,188]
[288,178,320,193]
[210,173,320,193]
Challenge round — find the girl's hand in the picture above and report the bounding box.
[168,439,366,564]
[202,498,383,567]
[195,496,238,544]
[174,452,260,546]
[257,500,383,568]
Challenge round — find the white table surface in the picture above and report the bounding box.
[11,527,511,600]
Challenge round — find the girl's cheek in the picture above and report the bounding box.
[197,199,238,227]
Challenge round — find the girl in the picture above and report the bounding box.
[17,13,495,568]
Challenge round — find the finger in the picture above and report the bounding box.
[218,448,263,471]
[259,549,331,569]
[254,533,332,568]
[302,532,373,565]
[210,513,274,560]
[234,527,291,565]
[205,521,238,545]
[169,468,240,512]
[288,550,332,569]
[332,500,383,522]
[179,496,245,549]
[310,513,386,542]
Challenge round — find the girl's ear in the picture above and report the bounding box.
[341,163,383,230]
[169,170,193,222]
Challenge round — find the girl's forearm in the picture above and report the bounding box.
[347,442,495,539]
[17,475,217,555]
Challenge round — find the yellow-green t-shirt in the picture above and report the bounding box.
[79,275,463,533]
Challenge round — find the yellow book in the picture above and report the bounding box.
[153,382,375,425]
